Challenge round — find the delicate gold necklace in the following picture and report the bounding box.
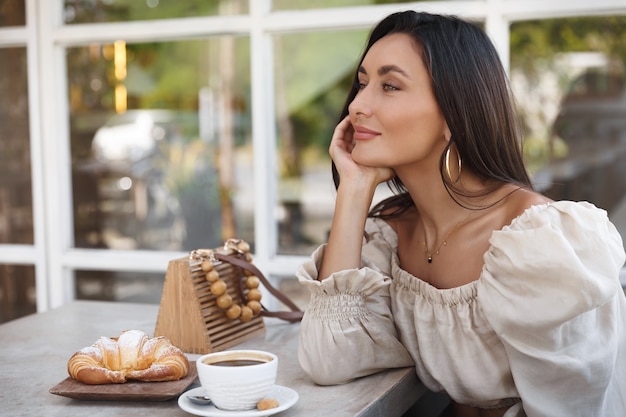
[422,211,473,264]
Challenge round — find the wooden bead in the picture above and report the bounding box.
[200,260,214,272]
[247,288,262,302]
[245,276,260,289]
[210,279,227,296]
[205,270,219,282]
[247,300,262,315]
[239,306,253,322]
[216,293,233,309]
[226,304,242,319]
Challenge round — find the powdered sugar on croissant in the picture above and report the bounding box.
[67,330,189,384]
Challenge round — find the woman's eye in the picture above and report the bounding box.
[383,83,399,92]
[353,80,398,92]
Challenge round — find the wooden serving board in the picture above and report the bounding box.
[49,362,198,401]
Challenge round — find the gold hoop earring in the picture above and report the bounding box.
[444,145,462,183]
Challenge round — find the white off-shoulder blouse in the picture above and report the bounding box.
[297,201,626,417]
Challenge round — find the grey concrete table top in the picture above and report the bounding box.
[0,300,424,417]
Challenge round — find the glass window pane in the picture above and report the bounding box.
[511,16,626,251]
[0,0,25,26]
[273,29,367,255]
[272,0,447,10]
[0,264,36,324]
[75,270,164,303]
[278,275,309,310]
[63,0,248,24]
[0,47,33,245]
[68,37,252,252]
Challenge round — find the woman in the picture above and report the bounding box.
[296,10,626,417]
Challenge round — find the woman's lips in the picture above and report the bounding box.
[352,125,381,140]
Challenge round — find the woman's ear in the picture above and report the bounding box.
[443,123,452,143]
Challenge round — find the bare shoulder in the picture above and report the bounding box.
[500,184,552,224]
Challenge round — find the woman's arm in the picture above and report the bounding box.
[479,201,626,416]
[297,220,414,385]
[297,117,412,385]
[319,116,394,280]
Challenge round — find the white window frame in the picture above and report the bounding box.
[0,0,624,312]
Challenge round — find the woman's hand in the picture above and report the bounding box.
[329,116,395,188]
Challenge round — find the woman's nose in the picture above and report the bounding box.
[349,88,373,117]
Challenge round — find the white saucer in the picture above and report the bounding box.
[178,386,298,417]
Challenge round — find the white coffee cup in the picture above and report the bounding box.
[196,349,278,411]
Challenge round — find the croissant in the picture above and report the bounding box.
[67,330,189,384]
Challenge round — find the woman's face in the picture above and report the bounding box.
[348,33,449,170]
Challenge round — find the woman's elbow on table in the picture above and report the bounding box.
[304,368,356,386]
[298,340,406,386]
[298,345,357,385]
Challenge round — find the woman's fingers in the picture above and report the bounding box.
[329,116,353,161]
[330,116,353,152]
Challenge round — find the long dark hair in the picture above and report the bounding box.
[331,10,532,218]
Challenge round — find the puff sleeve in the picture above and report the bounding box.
[297,218,414,385]
[479,201,626,417]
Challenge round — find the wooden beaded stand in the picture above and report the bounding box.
[154,251,265,354]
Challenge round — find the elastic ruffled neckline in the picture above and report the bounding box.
[378,202,570,307]
[391,259,479,305]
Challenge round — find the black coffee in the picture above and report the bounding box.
[206,359,267,366]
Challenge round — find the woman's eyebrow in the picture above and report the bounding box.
[357,65,409,78]
[378,64,409,78]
